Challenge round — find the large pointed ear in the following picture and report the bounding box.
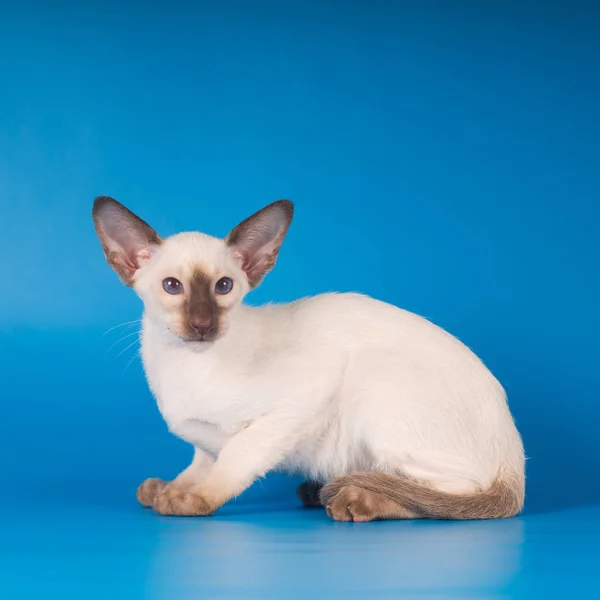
[225,200,293,288]
[92,196,162,286]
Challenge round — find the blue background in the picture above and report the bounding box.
[1,1,599,598]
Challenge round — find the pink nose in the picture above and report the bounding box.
[189,317,215,337]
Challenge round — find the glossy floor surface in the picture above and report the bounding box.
[2,499,599,599]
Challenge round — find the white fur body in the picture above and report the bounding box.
[142,291,524,495]
[93,196,524,515]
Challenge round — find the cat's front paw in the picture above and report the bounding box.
[137,478,169,507]
[152,486,215,516]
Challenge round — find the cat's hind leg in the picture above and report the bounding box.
[297,480,323,507]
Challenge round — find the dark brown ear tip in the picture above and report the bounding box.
[274,199,294,218]
[92,196,120,217]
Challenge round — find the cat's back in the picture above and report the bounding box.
[282,292,503,399]
[284,292,474,355]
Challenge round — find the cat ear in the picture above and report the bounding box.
[225,200,293,288]
[92,196,162,286]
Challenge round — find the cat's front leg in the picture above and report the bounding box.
[152,411,301,516]
[138,447,214,507]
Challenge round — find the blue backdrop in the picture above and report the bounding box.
[1,0,598,517]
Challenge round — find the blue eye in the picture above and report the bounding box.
[163,277,183,295]
[215,277,233,295]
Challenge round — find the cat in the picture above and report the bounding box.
[92,196,525,521]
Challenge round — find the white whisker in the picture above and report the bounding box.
[107,330,141,353]
[103,319,141,337]
[123,349,142,374]
[116,337,140,359]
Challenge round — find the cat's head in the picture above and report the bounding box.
[92,197,293,345]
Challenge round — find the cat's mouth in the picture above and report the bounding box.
[180,334,215,344]
[174,331,219,344]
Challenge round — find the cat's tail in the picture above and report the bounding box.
[319,470,524,520]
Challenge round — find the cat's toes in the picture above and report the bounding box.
[297,481,323,507]
[137,478,168,507]
[324,485,377,523]
[152,486,214,517]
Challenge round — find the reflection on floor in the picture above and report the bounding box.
[2,501,598,599]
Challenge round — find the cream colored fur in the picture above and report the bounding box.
[94,197,525,519]
[139,236,524,505]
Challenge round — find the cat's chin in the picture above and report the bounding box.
[183,340,215,352]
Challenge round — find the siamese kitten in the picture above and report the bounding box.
[92,197,525,522]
